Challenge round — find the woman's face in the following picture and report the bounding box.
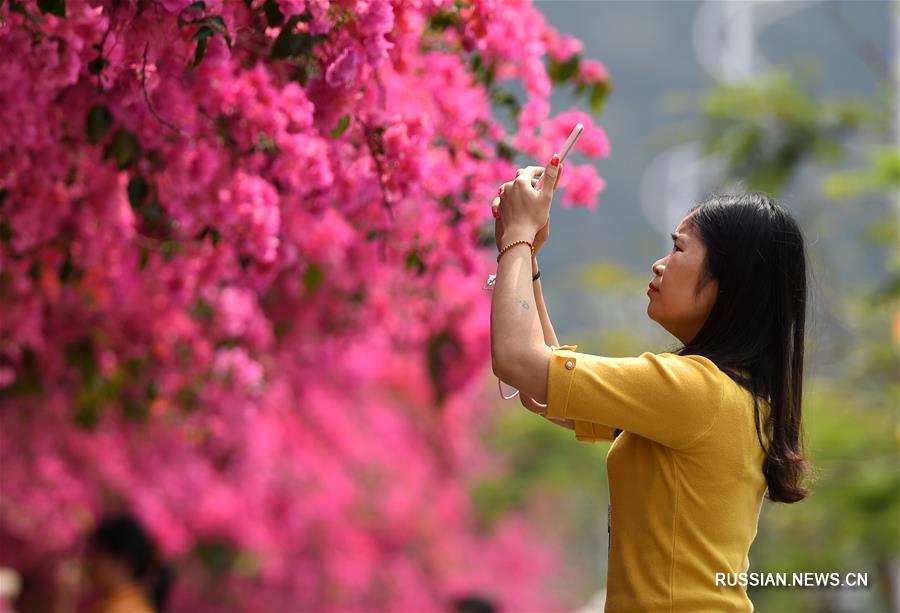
[646,213,719,344]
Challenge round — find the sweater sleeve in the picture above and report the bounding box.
[549,345,617,443]
[545,345,724,449]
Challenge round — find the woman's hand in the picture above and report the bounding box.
[519,393,548,416]
[492,159,563,254]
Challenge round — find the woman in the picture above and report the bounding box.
[490,161,811,612]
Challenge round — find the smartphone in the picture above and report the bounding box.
[535,123,583,190]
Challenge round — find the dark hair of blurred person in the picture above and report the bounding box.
[450,594,497,613]
[85,514,174,613]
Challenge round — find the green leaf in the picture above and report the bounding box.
[271,20,325,60]
[405,251,426,276]
[870,271,900,303]
[196,225,221,246]
[256,132,277,153]
[206,16,231,50]
[187,0,205,10]
[87,56,108,76]
[190,298,214,322]
[142,200,164,227]
[263,0,284,27]
[86,106,112,144]
[103,130,140,169]
[872,148,900,188]
[66,338,103,429]
[175,382,201,412]
[270,27,298,59]
[193,539,237,576]
[193,36,209,68]
[74,398,100,429]
[8,0,38,23]
[293,65,309,86]
[127,176,149,209]
[467,52,495,88]
[330,115,350,138]
[589,81,609,114]
[208,15,226,33]
[490,88,520,119]
[428,9,458,31]
[302,264,323,293]
[495,140,516,162]
[36,0,64,17]
[548,55,580,85]
[0,221,12,244]
[59,250,77,283]
[193,25,214,41]
[0,348,41,399]
[161,238,178,262]
[191,26,213,68]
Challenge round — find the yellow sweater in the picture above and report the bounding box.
[546,345,770,612]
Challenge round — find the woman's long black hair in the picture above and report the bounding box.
[89,514,175,611]
[667,192,813,503]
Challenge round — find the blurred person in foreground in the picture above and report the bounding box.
[54,514,173,613]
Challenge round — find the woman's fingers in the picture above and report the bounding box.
[498,165,547,212]
[516,165,545,178]
[515,166,543,184]
[502,167,541,195]
[505,166,546,193]
[491,195,501,219]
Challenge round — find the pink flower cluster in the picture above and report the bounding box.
[0,0,611,609]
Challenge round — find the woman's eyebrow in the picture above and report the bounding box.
[670,232,684,242]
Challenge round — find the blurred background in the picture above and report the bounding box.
[481,1,899,611]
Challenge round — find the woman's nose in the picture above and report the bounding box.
[652,260,665,276]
